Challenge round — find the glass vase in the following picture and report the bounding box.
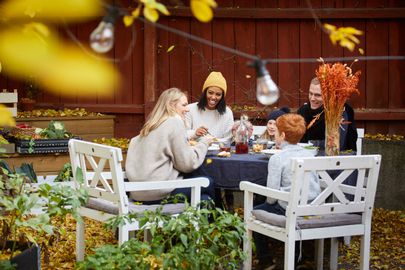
[325,119,340,156]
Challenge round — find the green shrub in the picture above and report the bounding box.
[77,201,246,270]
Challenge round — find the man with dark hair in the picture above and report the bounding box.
[297,77,358,151]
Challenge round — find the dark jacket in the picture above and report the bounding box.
[297,103,357,151]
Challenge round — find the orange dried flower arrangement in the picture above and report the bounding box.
[316,61,361,155]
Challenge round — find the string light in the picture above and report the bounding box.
[250,59,279,105]
[89,4,404,105]
[90,5,120,53]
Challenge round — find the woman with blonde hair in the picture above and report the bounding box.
[125,87,215,203]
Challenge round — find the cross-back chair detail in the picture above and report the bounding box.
[69,139,209,261]
[240,155,381,270]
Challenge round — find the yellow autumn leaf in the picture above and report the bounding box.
[324,23,363,52]
[342,27,363,35]
[191,0,214,22]
[38,45,120,98]
[132,6,141,18]
[24,22,50,37]
[143,6,159,22]
[153,2,170,16]
[339,38,355,51]
[323,23,336,32]
[123,15,134,27]
[0,26,119,98]
[206,158,212,165]
[202,0,218,8]
[0,105,15,127]
[0,0,103,23]
[0,25,57,79]
[167,45,175,53]
[358,48,364,55]
[347,34,360,44]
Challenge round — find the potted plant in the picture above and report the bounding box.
[20,76,40,112]
[77,200,247,270]
[0,165,88,269]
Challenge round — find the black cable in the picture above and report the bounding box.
[94,3,405,64]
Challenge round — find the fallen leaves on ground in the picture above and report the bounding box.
[338,208,405,269]
[17,108,105,118]
[1,208,403,269]
[365,133,404,141]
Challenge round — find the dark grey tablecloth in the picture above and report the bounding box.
[194,150,357,195]
[197,151,269,189]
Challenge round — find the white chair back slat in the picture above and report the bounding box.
[356,128,365,155]
[299,155,374,171]
[251,125,267,139]
[354,168,366,202]
[87,189,120,203]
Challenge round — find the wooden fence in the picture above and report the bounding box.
[1,0,404,138]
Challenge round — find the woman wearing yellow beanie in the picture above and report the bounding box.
[185,71,234,141]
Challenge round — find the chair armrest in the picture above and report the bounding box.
[124,177,209,192]
[240,181,289,202]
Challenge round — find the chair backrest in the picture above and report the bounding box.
[356,128,365,155]
[287,155,381,218]
[69,139,129,213]
[252,125,267,139]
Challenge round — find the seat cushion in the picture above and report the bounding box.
[251,210,362,229]
[86,197,186,215]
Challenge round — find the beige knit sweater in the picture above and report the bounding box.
[125,116,209,201]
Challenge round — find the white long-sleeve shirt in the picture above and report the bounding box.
[185,102,234,141]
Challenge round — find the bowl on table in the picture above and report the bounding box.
[267,141,275,149]
[261,148,284,157]
[303,146,319,156]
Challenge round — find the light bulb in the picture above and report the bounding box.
[90,21,115,53]
[250,58,279,105]
[256,74,279,105]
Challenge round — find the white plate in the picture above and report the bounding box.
[261,149,283,156]
[208,145,220,151]
[297,142,313,147]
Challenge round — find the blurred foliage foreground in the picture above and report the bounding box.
[0,208,403,269]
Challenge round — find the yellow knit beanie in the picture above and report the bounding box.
[202,71,227,96]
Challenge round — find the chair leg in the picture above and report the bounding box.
[243,229,252,270]
[330,237,339,270]
[118,225,129,245]
[315,239,324,270]
[359,234,370,270]
[284,238,295,270]
[76,218,85,261]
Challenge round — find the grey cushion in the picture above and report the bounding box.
[86,197,186,215]
[251,210,362,229]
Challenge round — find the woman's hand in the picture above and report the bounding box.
[195,126,209,137]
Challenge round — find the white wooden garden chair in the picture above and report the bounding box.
[240,155,381,270]
[251,125,267,140]
[68,139,209,261]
